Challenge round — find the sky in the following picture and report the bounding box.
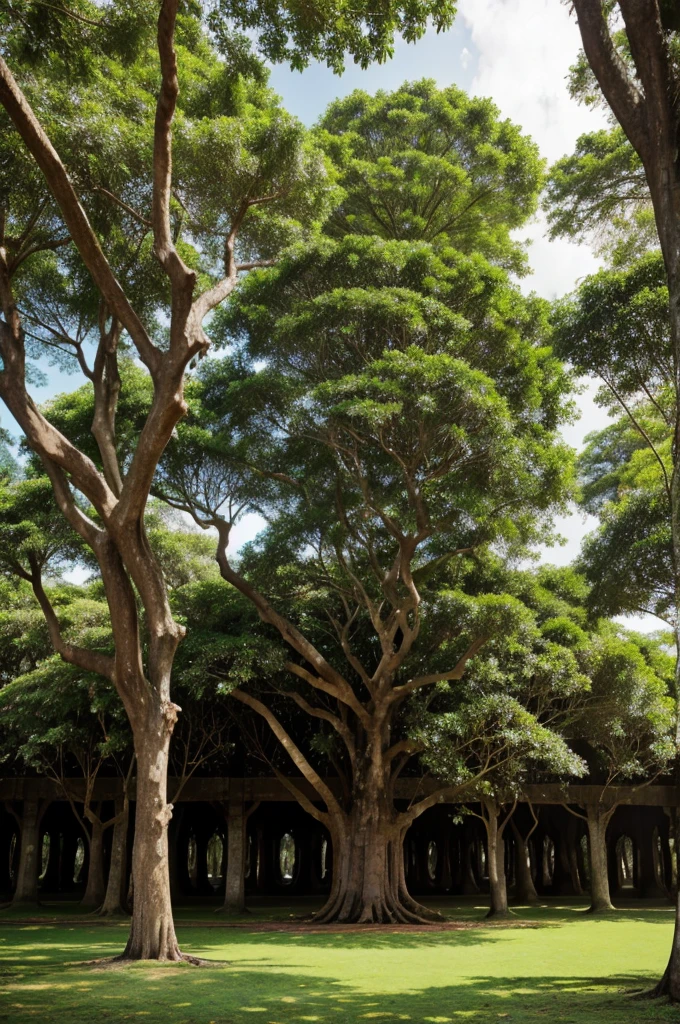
[13,1,658,627]
[259,0,615,569]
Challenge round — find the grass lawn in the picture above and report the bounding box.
[0,899,677,1024]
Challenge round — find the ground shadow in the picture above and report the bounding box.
[1,918,677,1024]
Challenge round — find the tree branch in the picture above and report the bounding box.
[0,56,159,373]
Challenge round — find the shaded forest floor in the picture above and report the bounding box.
[0,898,677,1023]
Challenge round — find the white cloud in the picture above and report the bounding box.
[459,0,608,165]
[460,46,471,70]
[455,2,659,630]
[459,0,610,300]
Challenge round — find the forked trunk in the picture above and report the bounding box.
[99,797,129,916]
[585,805,614,914]
[121,716,183,960]
[80,821,105,909]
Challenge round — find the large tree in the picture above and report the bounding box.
[0,0,451,958]
[156,83,576,922]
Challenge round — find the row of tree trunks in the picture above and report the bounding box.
[3,796,130,914]
[3,794,672,919]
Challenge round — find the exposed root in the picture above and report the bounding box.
[98,951,221,968]
[312,893,440,926]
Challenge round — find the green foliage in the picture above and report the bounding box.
[0,477,84,579]
[574,625,676,782]
[0,657,128,775]
[317,80,543,272]
[413,578,590,796]
[3,6,333,387]
[545,127,648,246]
[577,411,672,622]
[208,0,456,73]
[552,252,672,408]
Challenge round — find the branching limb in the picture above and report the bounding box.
[229,686,343,818]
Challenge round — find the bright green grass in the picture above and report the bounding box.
[0,900,677,1024]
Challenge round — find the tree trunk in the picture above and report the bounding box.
[484,800,509,919]
[80,821,105,910]
[312,791,435,925]
[12,799,46,906]
[585,805,615,914]
[99,797,129,916]
[511,820,538,904]
[121,717,185,961]
[220,796,246,914]
[314,801,395,923]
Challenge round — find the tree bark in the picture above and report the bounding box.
[482,798,510,919]
[11,799,47,906]
[80,820,106,910]
[99,797,129,916]
[585,804,615,914]
[511,819,538,904]
[121,717,184,961]
[221,797,246,914]
[314,798,398,924]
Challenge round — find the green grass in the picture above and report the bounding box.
[0,899,677,1024]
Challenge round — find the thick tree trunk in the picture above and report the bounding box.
[585,805,615,914]
[99,797,129,916]
[511,820,538,904]
[12,799,46,906]
[484,801,509,919]
[312,792,435,925]
[314,802,396,923]
[651,807,680,999]
[121,717,185,961]
[80,821,106,909]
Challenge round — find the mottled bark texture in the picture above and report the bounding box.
[473,798,515,919]
[571,0,680,997]
[562,801,615,913]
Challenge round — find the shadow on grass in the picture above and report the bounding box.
[0,959,676,1024]
[0,911,678,1023]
